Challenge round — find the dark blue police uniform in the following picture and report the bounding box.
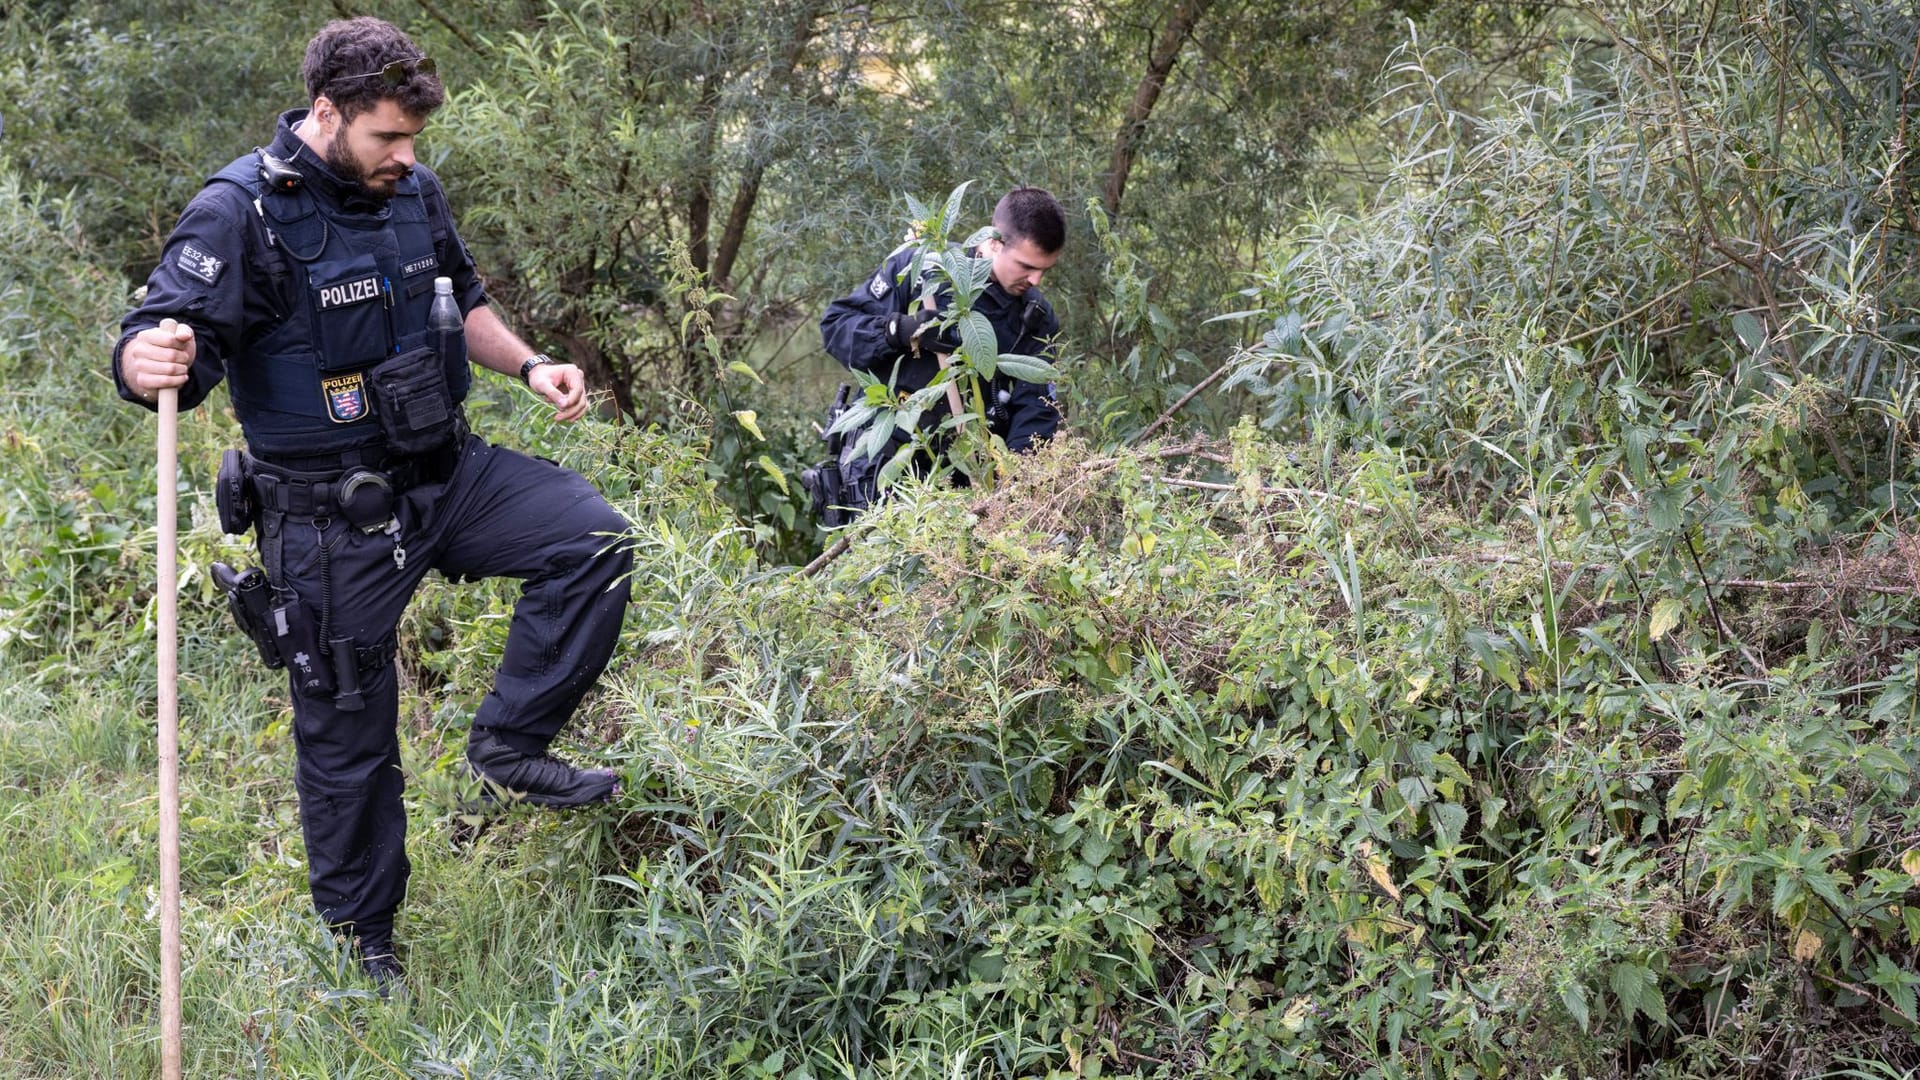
[114,109,632,958]
[820,242,1063,456]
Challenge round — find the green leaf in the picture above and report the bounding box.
[755,455,788,496]
[1649,487,1684,531]
[959,311,998,376]
[1732,311,1766,354]
[875,440,919,491]
[1082,832,1114,867]
[1804,868,1851,917]
[962,224,998,248]
[957,252,992,303]
[1561,982,1590,1032]
[939,180,972,240]
[995,354,1061,384]
[1609,962,1668,1026]
[732,409,765,441]
[1430,802,1468,848]
[1649,597,1684,641]
[726,360,765,385]
[904,192,932,229]
[1869,681,1911,724]
[827,402,878,438]
[853,419,896,461]
[1397,775,1430,813]
[1699,754,1730,801]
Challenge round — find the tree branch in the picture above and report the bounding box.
[1132,355,1234,445]
[414,0,483,55]
[1102,0,1214,218]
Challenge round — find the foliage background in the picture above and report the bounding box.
[3,0,1920,1077]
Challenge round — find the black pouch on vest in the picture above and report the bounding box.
[310,260,391,373]
[367,344,457,455]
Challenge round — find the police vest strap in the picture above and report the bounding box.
[206,153,323,274]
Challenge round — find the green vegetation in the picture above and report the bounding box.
[4,0,1920,1076]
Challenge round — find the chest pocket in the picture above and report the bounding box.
[309,256,392,372]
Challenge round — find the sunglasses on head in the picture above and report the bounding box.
[335,56,435,87]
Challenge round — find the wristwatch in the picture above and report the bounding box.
[518,353,554,383]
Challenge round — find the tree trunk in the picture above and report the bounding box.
[1102,0,1214,219]
[711,161,761,291]
[688,108,717,275]
[686,0,720,274]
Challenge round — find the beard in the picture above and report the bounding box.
[323,134,409,200]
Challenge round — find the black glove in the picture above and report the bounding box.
[885,309,962,357]
[886,309,932,354]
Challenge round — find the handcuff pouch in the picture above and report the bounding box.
[337,468,395,533]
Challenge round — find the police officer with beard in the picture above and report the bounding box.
[814,187,1067,518]
[113,17,631,990]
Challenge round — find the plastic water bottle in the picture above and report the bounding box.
[428,276,468,396]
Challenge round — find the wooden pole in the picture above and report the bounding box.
[924,293,966,418]
[155,383,182,1080]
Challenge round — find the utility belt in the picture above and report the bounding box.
[217,413,464,536]
[208,414,462,712]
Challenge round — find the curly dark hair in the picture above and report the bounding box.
[302,17,444,121]
[992,187,1067,254]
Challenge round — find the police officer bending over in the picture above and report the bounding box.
[814,187,1067,519]
[114,18,632,989]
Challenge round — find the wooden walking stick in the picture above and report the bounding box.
[155,376,183,1079]
[924,292,967,419]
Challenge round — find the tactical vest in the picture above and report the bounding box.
[207,153,469,458]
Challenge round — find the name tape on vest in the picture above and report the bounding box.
[317,276,383,310]
[402,255,439,277]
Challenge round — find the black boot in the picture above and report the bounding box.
[348,932,405,999]
[360,950,405,998]
[466,730,619,809]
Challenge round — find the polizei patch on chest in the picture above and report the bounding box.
[321,372,369,422]
[316,276,383,310]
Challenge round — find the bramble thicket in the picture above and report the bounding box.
[3,1,1919,1076]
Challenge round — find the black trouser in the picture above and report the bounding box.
[260,435,633,947]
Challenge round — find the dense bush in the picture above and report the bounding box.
[4,1,1920,1077]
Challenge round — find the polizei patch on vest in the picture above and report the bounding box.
[177,243,226,286]
[317,275,383,310]
[868,273,890,299]
[322,372,368,422]
[402,255,439,277]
